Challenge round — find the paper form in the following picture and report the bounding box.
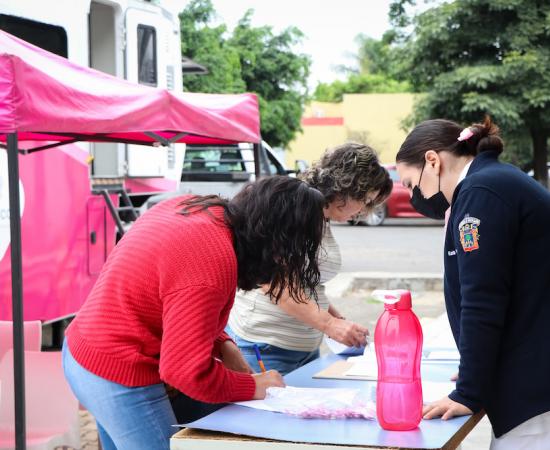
[234,386,376,419]
[324,336,366,356]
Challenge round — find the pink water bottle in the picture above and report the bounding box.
[373,289,423,431]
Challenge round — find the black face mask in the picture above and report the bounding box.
[410,163,450,220]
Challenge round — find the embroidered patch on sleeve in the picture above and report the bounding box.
[458,215,480,252]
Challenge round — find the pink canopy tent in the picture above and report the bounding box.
[0,29,261,449]
[0,30,260,148]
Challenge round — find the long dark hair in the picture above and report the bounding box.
[179,176,326,304]
[302,142,392,210]
[396,116,504,167]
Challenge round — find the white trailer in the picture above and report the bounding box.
[0,0,186,194]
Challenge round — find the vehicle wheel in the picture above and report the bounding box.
[365,204,387,226]
[347,217,366,226]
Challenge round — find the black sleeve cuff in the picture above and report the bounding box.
[448,389,482,413]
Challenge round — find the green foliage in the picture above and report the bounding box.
[228,12,310,147]
[179,1,244,93]
[389,0,415,30]
[355,32,407,79]
[395,0,550,179]
[313,73,411,102]
[312,30,412,102]
[179,0,310,148]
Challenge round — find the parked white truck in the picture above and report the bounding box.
[142,140,299,209]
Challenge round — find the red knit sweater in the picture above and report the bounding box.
[66,196,256,403]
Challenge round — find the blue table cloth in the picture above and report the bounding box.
[180,354,474,449]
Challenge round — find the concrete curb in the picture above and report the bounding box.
[325,272,444,298]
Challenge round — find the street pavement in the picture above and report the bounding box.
[330,218,445,274]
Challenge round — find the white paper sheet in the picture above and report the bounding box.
[234,386,376,419]
[343,343,458,387]
[422,381,456,404]
[422,349,461,361]
[234,382,454,417]
[344,346,378,379]
[324,336,366,356]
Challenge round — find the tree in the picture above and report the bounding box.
[313,73,411,102]
[179,1,244,93]
[312,31,411,102]
[394,0,550,184]
[356,31,408,80]
[179,0,311,148]
[228,12,310,147]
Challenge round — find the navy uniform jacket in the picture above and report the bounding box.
[444,150,550,437]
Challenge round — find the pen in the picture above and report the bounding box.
[253,344,267,373]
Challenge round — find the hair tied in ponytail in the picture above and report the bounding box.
[470,115,504,155]
[396,115,504,167]
[457,128,474,142]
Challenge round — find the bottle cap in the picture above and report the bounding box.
[395,290,412,310]
[371,289,412,310]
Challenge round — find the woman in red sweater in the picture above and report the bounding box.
[63,176,326,450]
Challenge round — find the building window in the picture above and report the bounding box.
[0,14,67,57]
[137,24,157,86]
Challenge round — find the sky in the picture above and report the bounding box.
[170,0,394,89]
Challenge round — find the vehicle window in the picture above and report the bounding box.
[183,146,246,173]
[266,150,283,175]
[137,25,157,86]
[0,14,67,57]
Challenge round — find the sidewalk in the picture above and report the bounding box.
[80,410,99,450]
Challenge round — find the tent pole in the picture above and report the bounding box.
[253,143,261,179]
[7,132,26,450]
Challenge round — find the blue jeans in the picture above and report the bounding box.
[225,326,319,375]
[62,339,176,450]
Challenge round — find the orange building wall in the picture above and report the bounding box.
[286,94,417,167]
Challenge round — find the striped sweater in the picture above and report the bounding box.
[66,196,255,403]
[227,223,342,352]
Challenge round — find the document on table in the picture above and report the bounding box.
[235,386,358,412]
[234,386,376,419]
[233,383,455,417]
[422,348,461,361]
[343,346,377,379]
[324,336,366,356]
[344,356,377,379]
[422,381,456,404]
[343,343,460,380]
[341,345,456,403]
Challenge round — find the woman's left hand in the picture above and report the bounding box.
[219,340,254,374]
[422,396,473,420]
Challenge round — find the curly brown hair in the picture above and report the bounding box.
[301,142,392,211]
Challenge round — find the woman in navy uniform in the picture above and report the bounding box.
[396,117,550,449]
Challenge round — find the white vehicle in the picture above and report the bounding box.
[0,0,186,207]
[179,141,292,193]
[141,140,298,210]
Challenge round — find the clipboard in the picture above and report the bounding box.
[312,360,377,381]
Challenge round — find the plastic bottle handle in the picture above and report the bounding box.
[371,290,400,304]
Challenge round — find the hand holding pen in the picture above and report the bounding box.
[251,344,285,399]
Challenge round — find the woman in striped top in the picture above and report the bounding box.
[227,143,392,375]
